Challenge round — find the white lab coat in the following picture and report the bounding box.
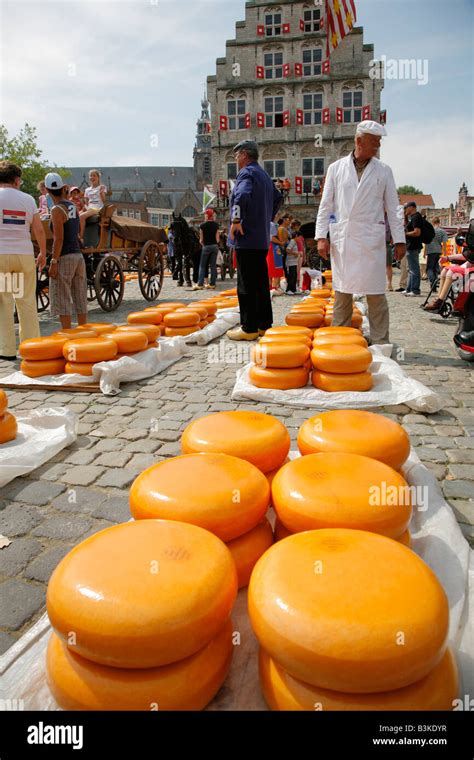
[315,155,405,295]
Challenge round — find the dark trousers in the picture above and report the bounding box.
[191,250,201,284]
[236,248,273,333]
[426,253,440,285]
[287,265,297,292]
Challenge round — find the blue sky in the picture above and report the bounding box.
[1,0,472,206]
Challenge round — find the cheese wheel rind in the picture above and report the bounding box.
[0,389,7,416]
[103,331,148,354]
[0,411,17,444]
[311,344,372,374]
[115,324,160,343]
[62,337,118,363]
[249,365,309,390]
[65,362,95,376]
[286,313,324,328]
[252,343,310,369]
[312,370,373,392]
[165,326,200,337]
[226,519,274,588]
[127,311,163,326]
[21,358,66,377]
[164,311,200,327]
[19,336,68,360]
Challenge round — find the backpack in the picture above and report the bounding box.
[420,218,435,244]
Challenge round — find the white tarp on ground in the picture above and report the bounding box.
[0,310,240,397]
[0,451,471,710]
[0,407,77,488]
[232,346,443,413]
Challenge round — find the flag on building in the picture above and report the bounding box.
[326,0,357,57]
[203,186,217,211]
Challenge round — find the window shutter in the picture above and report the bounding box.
[283,110,290,126]
[244,113,251,129]
[257,24,265,36]
[219,181,228,197]
[296,109,304,125]
[295,177,303,194]
[295,62,303,76]
[257,112,265,128]
[336,107,343,123]
[256,66,264,79]
[219,115,228,130]
[323,107,331,124]
[283,23,290,33]
[322,59,330,74]
[299,19,304,31]
[362,105,371,120]
[283,63,291,77]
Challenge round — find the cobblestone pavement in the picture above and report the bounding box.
[0,270,472,653]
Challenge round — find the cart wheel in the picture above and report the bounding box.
[87,282,96,303]
[440,301,453,319]
[94,255,124,312]
[36,267,50,313]
[138,241,164,301]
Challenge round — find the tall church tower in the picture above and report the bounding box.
[193,96,213,191]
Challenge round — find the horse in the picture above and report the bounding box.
[169,213,195,287]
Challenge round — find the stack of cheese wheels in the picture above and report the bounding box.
[184,303,209,329]
[197,301,217,323]
[249,529,456,710]
[311,334,373,392]
[181,410,290,474]
[62,336,118,376]
[80,323,116,335]
[19,335,69,377]
[285,298,325,329]
[323,302,363,329]
[0,389,17,444]
[130,453,273,588]
[249,336,310,390]
[45,520,237,710]
[103,330,148,359]
[114,324,160,348]
[163,309,201,337]
[272,451,412,544]
[127,310,163,327]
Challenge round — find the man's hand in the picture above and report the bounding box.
[316,238,330,260]
[36,252,46,271]
[231,222,244,238]
[393,243,406,261]
[49,259,59,279]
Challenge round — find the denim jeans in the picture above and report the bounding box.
[426,253,440,285]
[406,249,421,293]
[198,245,218,286]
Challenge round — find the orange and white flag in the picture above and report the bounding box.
[326,0,357,56]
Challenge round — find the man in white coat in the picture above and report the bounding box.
[315,121,406,344]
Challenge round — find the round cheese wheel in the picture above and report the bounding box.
[81,323,116,336]
[311,344,372,374]
[399,529,411,547]
[127,311,163,326]
[182,411,290,474]
[250,365,309,390]
[286,313,324,328]
[19,336,68,360]
[0,389,7,416]
[65,361,95,376]
[46,620,234,711]
[185,304,208,319]
[164,311,200,328]
[130,453,270,542]
[248,529,449,693]
[227,519,274,589]
[313,333,368,348]
[198,320,207,329]
[252,343,310,369]
[274,517,291,542]
[297,411,411,470]
[352,313,363,327]
[103,331,148,354]
[311,289,332,299]
[21,358,66,378]
[315,327,362,338]
[222,288,237,296]
[197,302,217,315]
[259,648,458,711]
[47,520,238,669]
[291,303,325,312]
[55,329,98,339]
[153,302,184,310]
[260,335,312,348]
[62,337,118,363]
[165,326,200,337]
[0,411,17,444]
[272,452,412,538]
[146,306,178,317]
[311,369,373,392]
[266,326,312,338]
[115,324,160,343]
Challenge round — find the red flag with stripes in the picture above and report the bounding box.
[326,0,357,57]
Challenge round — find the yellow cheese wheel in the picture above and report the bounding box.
[55,329,98,339]
[227,519,274,589]
[19,336,68,360]
[81,323,116,336]
[311,369,373,392]
[127,311,163,326]
[260,335,312,348]
[185,304,208,319]
[259,648,458,711]
[274,517,291,542]
[103,331,148,354]
[291,303,325,312]
[46,620,234,711]
[146,306,178,317]
[164,326,200,337]
[65,361,95,376]
[222,288,237,296]
[313,333,368,348]
[399,529,411,548]
[252,343,310,369]
[0,411,17,444]
[286,313,324,328]
[352,313,363,327]
[62,337,118,363]
[0,389,7,416]
[47,520,238,669]
[153,302,184,310]
[115,324,160,343]
[164,311,200,328]
[297,410,411,470]
[266,326,312,338]
[21,358,66,377]
[311,344,372,374]
[272,452,412,538]
[315,327,362,338]
[250,364,309,390]
[130,453,270,542]
[197,302,217,315]
[182,411,290,474]
[198,320,208,329]
[310,289,332,299]
[248,529,449,693]
[207,315,217,323]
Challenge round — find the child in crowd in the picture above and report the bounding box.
[37,180,51,218]
[79,169,107,239]
[69,186,85,213]
[285,231,303,295]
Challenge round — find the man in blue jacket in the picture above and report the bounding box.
[227,140,283,340]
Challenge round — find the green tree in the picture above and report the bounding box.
[397,185,423,195]
[0,123,69,199]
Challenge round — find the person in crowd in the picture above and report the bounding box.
[275,178,283,193]
[424,217,448,286]
[45,172,88,329]
[315,120,405,345]
[278,214,291,279]
[285,230,303,295]
[69,186,85,214]
[282,178,291,203]
[195,208,219,290]
[227,140,283,340]
[79,169,107,239]
[424,249,474,312]
[167,228,176,275]
[37,180,50,218]
[0,162,46,360]
[291,219,305,291]
[403,201,423,296]
[312,176,321,197]
[267,215,284,295]
[385,212,393,291]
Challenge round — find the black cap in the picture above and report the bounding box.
[403,201,417,209]
[233,140,259,158]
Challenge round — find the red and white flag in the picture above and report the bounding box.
[1,209,26,225]
[326,0,357,56]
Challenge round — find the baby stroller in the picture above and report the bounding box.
[452,220,474,361]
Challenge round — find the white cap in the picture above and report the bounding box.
[44,172,64,190]
[356,120,387,137]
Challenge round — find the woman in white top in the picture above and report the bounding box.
[0,161,47,360]
[79,169,107,240]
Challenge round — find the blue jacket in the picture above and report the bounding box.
[229,162,283,250]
